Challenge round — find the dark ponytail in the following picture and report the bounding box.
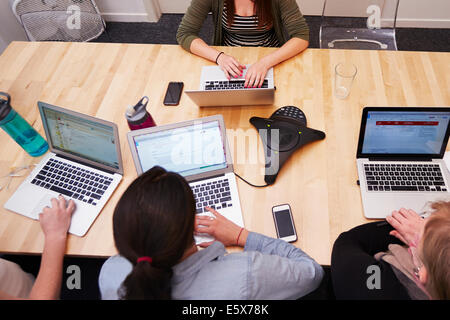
[113,166,196,300]
[119,261,172,300]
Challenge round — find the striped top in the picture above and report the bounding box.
[222,5,280,47]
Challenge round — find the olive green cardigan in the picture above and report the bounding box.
[176,0,310,52]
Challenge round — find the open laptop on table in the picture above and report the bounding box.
[185,65,275,107]
[356,106,450,219]
[4,102,123,236]
[127,115,244,244]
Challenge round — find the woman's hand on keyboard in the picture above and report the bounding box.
[39,195,75,242]
[386,208,426,246]
[244,58,270,88]
[195,207,248,248]
[217,53,245,80]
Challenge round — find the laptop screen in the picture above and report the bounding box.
[359,108,450,157]
[41,106,120,170]
[133,120,227,177]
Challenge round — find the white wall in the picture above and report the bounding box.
[158,0,189,13]
[158,0,321,15]
[95,0,152,22]
[397,0,450,28]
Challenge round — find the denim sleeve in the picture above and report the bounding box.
[243,232,324,299]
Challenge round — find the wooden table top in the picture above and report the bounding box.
[0,41,449,265]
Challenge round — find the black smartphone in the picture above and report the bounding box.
[272,204,297,243]
[163,82,184,106]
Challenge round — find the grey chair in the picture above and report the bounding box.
[320,0,399,50]
[11,0,106,42]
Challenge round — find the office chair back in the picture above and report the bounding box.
[320,0,399,50]
[11,0,106,42]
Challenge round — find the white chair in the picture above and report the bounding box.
[320,0,399,50]
[11,0,106,42]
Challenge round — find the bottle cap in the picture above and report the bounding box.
[0,92,12,122]
[125,105,135,117]
[125,96,149,122]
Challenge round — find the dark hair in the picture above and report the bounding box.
[113,166,196,300]
[225,0,273,28]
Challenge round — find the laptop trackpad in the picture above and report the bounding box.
[30,194,59,220]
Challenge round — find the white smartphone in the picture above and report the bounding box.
[272,204,297,243]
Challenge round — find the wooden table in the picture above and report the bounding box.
[0,41,449,265]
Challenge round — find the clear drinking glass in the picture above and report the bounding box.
[334,62,357,99]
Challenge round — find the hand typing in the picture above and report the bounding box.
[216,53,246,80]
[244,58,270,88]
[195,207,248,248]
[386,208,426,246]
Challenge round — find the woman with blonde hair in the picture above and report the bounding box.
[415,202,450,299]
[331,201,450,300]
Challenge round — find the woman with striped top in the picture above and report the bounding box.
[177,0,309,88]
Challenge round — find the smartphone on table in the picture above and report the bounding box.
[163,82,184,106]
[272,204,297,243]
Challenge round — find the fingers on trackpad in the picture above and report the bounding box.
[30,194,55,219]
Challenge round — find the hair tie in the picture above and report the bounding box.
[137,256,153,264]
[215,51,224,64]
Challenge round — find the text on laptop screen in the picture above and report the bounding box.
[133,120,227,176]
[362,111,450,154]
[42,107,120,169]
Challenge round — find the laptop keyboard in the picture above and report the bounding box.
[31,158,113,206]
[192,178,233,213]
[204,80,268,90]
[364,162,448,192]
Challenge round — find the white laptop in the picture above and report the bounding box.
[4,102,123,236]
[356,106,450,219]
[127,115,244,244]
[185,64,275,107]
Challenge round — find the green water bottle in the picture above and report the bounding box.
[0,92,48,157]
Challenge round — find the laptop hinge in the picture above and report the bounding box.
[367,156,433,162]
[55,154,116,175]
[188,173,225,184]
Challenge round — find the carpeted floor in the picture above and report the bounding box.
[93,14,450,52]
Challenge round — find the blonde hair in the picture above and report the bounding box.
[420,201,450,300]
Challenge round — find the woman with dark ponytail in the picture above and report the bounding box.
[109,166,196,300]
[99,166,324,300]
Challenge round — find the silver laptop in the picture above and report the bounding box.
[185,65,275,107]
[356,107,450,219]
[4,102,123,236]
[127,115,244,243]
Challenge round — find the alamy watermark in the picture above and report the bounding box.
[366,265,381,290]
[148,121,281,176]
[66,264,81,290]
[366,5,382,29]
[66,5,81,30]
